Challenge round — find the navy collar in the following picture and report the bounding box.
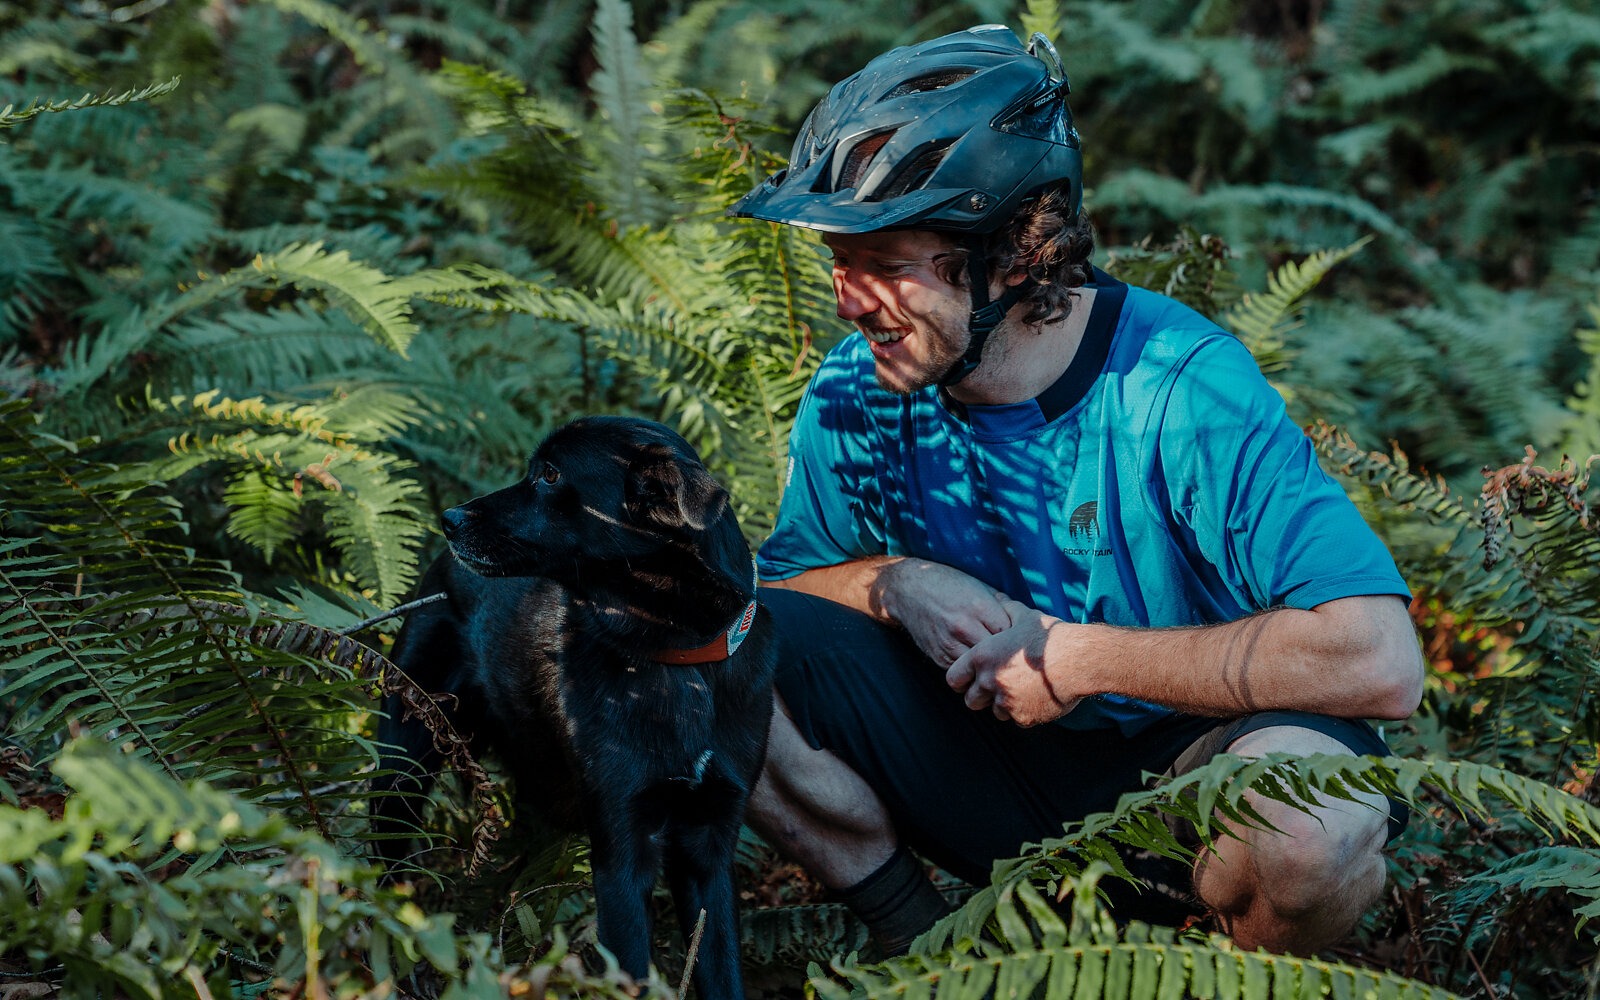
[939,267,1126,427]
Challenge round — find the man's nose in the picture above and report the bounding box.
[833,268,883,322]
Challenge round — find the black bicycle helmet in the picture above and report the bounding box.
[730,24,1083,385]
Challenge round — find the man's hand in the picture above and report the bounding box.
[944,600,1085,726]
[875,559,1011,668]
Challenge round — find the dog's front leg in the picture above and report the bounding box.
[589,820,661,982]
[664,819,745,1000]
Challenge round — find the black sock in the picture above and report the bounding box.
[834,845,952,956]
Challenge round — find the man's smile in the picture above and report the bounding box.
[862,325,910,344]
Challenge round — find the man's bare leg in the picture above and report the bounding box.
[745,695,949,952]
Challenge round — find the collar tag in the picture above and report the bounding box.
[650,564,759,665]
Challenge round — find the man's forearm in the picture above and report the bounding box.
[1049,595,1424,721]
[762,557,1016,668]
[760,557,907,623]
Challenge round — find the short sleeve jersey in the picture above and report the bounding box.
[757,270,1411,733]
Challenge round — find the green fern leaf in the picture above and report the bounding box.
[1339,45,1497,109]
[1021,0,1062,43]
[0,739,596,999]
[0,77,181,129]
[0,399,388,841]
[235,243,421,356]
[1561,302,1600,461]
[1462,846,1600,937]
[1222,237,1371,373]
[588,0,662,225]
[123,387,431,603]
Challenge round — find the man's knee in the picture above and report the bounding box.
[1195,723,1392,947]
[1234,792,1388,915]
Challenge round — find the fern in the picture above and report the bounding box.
[588,0,664,226]
[1316,429,1600,778]
[0,77,181,130]
[1104,227,1241,320]
[417,71,833,536]
[254,0,459,155]
[1021,0,1063,43]
[890,750,1600,999]
[0,205,66,343]
[48,244,500,397]
[1561,301,1600,462]
[0,738,607,999]
[1458,846,1600,937]
[822,869,1467,1000]
[742,902,871,969]
[0,399,380,842]
[1221,237,1370,377]
[119,386,430,602]
[1337,45,1498,110]
[8,159,218,269]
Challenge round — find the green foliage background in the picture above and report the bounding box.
[1,0,1598,997]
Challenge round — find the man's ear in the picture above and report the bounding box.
[627,457,728,532]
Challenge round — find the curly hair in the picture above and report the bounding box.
[933,185,1096,326]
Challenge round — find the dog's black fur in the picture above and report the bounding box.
[376,416,775,999]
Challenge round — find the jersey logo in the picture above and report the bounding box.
[1060,500,1110,558]
[1068,501,1099,539]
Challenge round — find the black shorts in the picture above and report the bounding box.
[761,588,1407,898]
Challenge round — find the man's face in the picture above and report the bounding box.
[823,230,970,395]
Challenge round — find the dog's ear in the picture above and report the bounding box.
[627,456,729,532]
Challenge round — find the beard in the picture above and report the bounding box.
[868,321,971,396]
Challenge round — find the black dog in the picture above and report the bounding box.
[376,416,775,998]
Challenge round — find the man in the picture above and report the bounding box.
[729,24,1423,957]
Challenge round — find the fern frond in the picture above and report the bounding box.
[1431,845,1600,944]
[255,0,456,146]
[0,77,181,129]
[588,0,665,226]
[1222,237,1370,373]
[1339,45,1497,109]
[824,871,1466,1000]
[1104,228,1240,320]
[122,386,431,603]
[382,14,522,79]
[13,159,217,261]
[230,243,420,355]
[0,739,570,1000]
[1094,169,1424,254]
[1560,302,1600,461]
[163,303,390,389]
[0,399,380,840]
[0,211,67,341]
[742,902,870,968]
[1020,0,1062,44]
[1069,5,1205,83]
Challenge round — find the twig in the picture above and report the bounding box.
[338,592,447,636]
[676,909,706,1000]
[1462,943,1498,999]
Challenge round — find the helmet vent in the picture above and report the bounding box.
[881,69,975,101]
[836,131,895,191]
[875,140,953,201]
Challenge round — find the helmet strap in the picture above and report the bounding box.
[939,237,1031,387]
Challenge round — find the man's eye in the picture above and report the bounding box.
[540,463,561,485]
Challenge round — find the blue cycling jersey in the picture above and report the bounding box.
[757,270,1411,733]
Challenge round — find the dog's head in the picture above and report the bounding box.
[442,417,748,597]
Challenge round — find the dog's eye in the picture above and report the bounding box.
[540,463,561,485]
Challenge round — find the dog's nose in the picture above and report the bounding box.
[440,505,471,539]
